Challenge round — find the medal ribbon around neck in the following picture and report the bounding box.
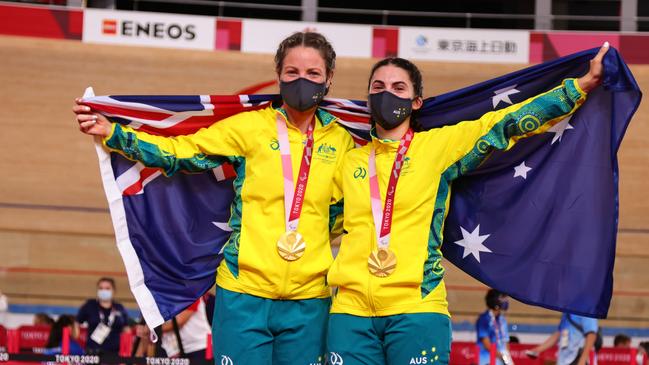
[275,112,315,261]
[367,128,414,276]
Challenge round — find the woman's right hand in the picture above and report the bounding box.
[73,98,112,137]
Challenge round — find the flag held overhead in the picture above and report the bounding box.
[85,46,639,327]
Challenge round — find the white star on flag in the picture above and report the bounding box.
[454,225,492,262]
[548,115,574,144]
[212,221,232,232]
[492,85,520,109]
[513,161,532,179]
[212,222,232,254]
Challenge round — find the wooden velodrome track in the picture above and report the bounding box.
[0,35,647,328]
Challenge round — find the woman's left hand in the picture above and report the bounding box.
[577,42,609,93]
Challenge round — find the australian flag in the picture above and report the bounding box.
[83,46,639,328]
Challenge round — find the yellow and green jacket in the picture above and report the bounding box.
[103,104,354,299]
[327,78,587,317]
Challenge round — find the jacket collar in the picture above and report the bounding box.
[273,104,337,129]
[369,127,402,154]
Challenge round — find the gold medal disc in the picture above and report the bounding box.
[368,248,397,277]
[277,230,306,261]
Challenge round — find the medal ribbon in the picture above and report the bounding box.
[99,308,117,326]
[276,113,315,232]
[368,128,414,249]
[490,311,503,350]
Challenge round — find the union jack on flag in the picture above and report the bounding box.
[84,47,639,329]
[83,94,371,196]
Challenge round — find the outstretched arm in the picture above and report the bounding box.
[577,42,608,93]
[530,330,560,354]
[434,43,609,174]
[576,332,597,365]
[73,100,255,176]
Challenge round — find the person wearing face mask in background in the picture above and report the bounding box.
[76,277,129,356]
[327,44,607,365]
[73,32,353,365]
[476,290,513,365]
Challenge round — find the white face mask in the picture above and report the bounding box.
[97,289,113,302]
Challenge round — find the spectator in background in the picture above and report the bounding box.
[509,336,520,344]
[0,291,7,326]
[160,297,211,359]
[34,313,55,327]
[76,277,129,356]
[201,291,215,327]
[133,320,165,358]
[613,334,631,348]
[476,289,513,365]
[637,342,649,365]
[527,313,598,365]
[43,315,84,355]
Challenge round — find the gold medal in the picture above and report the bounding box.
[368,248,397,277]
[277,230,306,261]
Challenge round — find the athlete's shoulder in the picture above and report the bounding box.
[317,115,357,151]
[413,126,447,140]
[241,104,277,121]
[344,142,370,161]
[214,104,276,132]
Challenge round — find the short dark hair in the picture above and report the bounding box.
[34,313,55,326]
[485,289,505,310]
[614,334,631,346]
[45,315,76,349]
[639,341,649,354]
[274,32,336,77]
[97,277,116,289]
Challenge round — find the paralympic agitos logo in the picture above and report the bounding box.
[102,19,197,40]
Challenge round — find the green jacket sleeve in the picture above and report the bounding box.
[433,78,587,175]
[102,110,259,176]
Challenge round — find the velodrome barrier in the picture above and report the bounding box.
[1,3,649,63]
[0,326,647,365]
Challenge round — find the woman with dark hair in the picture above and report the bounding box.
[326,44,608,365]
[476,290,512,365]
[76,277,129,356]
[43,315,84,355]
[73,32,353,364]
[33,313,55,326]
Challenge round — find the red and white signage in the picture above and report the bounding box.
[3,3,649,64]
[83,9,215,50]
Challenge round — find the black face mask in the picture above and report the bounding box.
[369,91,413,130]
[500,299,509,311]
[279,78,327,112]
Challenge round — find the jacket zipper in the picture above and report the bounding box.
[276,113,335,298]
[279,261,291,299]
[367,237,377,316]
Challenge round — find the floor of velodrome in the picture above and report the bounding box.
[0,35,647,332]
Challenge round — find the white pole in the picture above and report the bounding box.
[534,0,552,30]
[621,0,638,32]
[302,0,317,22]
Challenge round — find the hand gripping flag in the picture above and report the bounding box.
[83,47,640,329]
